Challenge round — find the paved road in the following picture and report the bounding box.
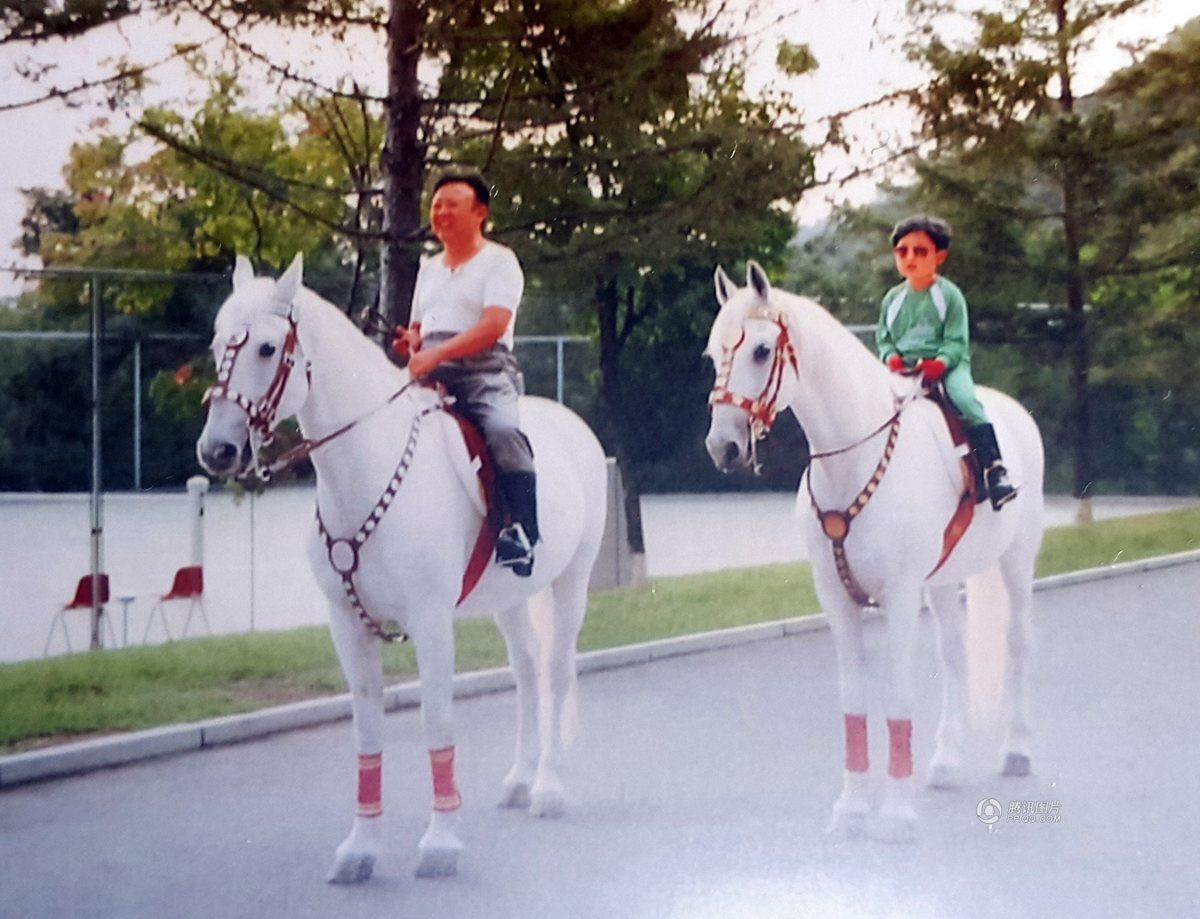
[2,563,1198,918]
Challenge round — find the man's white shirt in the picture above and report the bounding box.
[411,241,524,349]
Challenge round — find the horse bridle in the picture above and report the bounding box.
[708,307,918,606]
[708,307,799,472]
[202,305,311,480]
[202,305,442,644]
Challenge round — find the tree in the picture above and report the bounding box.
[10,3,819,543]
[900,0,1200,516]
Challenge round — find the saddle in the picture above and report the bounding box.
[923,382,980,578]
[444,406,500,606]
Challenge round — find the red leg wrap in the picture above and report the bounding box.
[887,718,913,779]
[844,713,869,773]
[357,752,383,818]
[430,746,462,812]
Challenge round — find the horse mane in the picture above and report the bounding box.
[293,286,404,386]
[707,285,886,380]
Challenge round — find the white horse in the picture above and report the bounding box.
[704,262,1044,842]
[196,254,607,880]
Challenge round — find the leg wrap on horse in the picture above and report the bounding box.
[357,752,383,818]
[845,713,869,773]
[887,718,913,779]
[430,746,462,812]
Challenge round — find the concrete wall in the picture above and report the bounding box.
[588,459,646,591]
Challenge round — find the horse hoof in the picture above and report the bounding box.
[1002,753,1031,777]
[528,785,565,819]
[869,806,919,844]
[825,807,867,839]
[326,852,375,884]
[498,781,532,810]
[415,846,460,878]
[926,762,962,790]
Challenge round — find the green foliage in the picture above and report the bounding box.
[777,40,818,77]
[806,7,1200,493]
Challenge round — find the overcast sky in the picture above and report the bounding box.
[0,0,1192,297]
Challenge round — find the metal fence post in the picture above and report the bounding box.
[133,337,142,491]
[89,274,104,649]
[556,337,565,404]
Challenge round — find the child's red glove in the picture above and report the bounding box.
[887,354,906,373]
[919,358,947,382]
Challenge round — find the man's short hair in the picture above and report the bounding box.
[890,215,952,251]
[432,170,491,208]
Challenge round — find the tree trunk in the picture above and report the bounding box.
[1054,0,1092,514]
[595,276,647,556]
[380,0,425,327]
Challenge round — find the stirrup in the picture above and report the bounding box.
[986,466,1018,510]
[496,523,534,575]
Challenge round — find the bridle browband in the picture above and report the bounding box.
[708,306,918,607]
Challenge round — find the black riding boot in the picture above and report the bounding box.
[967,423,1018,511]
[496,471,539,576]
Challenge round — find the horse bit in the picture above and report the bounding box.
[708,307,910,607]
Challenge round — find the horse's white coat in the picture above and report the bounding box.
[197,256,607,879]
[705,262,1045,842]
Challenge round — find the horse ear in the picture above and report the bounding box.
[746,260,772,300]
[713,265,735,308]
[271,252,304,315]
[232,254,254,290]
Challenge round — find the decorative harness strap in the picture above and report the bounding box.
[805,399,905,608]
[315,401,442,643]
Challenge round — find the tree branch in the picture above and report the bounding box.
[0,41,207,114]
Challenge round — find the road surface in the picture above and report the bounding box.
[1,562,1198,918]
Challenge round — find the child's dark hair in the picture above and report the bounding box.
[432,169,491,207]
[890,215,952,251]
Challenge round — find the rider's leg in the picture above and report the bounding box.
[945,363,1017,509]
[429,351,538,573]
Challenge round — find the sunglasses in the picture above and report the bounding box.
[894,245,931,258]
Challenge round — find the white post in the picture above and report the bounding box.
[186,476,209,568]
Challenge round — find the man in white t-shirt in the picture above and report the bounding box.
[392,172,538,575]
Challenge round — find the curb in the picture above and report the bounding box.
[4,549,1198,789]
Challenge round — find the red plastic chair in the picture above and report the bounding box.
[143,565,210,642]
[44,574,115,656]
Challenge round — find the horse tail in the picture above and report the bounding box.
[528,585,581,749]
[964,566,1010,758]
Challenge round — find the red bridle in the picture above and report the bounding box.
[708,308,799,452]
[202,307,310,478]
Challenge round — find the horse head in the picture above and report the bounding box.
[197,253,312,478]
[704,260,799,473]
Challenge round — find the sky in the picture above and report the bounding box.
[0,0,1194,298]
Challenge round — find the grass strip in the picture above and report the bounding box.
[3,506,1197,753]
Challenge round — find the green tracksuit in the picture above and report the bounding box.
[876,276,989,427]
